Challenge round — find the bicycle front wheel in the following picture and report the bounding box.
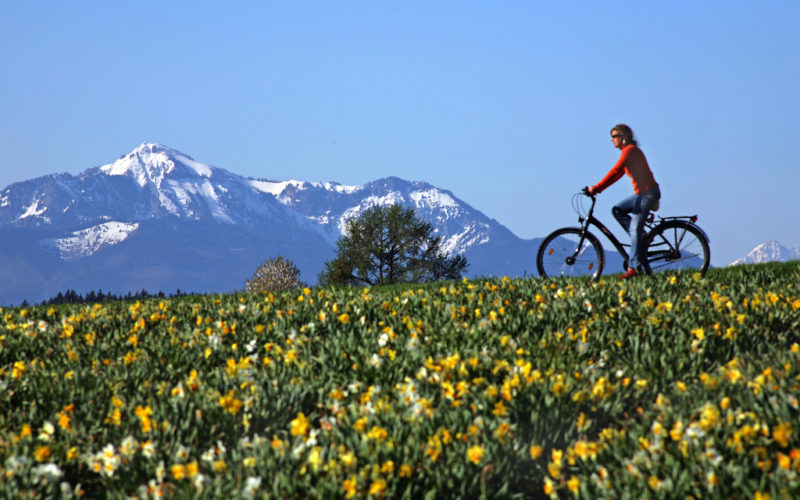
[642,221,710,275]
[537,228,604,279]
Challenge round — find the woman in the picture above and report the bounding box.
[587,124,661,279]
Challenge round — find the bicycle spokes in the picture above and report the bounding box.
[537,228,604,278]
[644,222,710,273]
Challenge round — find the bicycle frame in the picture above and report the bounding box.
[574,194,631,270]
[573,193,705,272]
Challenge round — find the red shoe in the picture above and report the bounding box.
[620,268,639,280]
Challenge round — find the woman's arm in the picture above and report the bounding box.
[591,148,629,193]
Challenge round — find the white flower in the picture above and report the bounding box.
[193,473,208,492]
[155,460,166,483]
[4,455,30,475]
[370,353,382,367]
[120,436,139,458]
[243,476,262,498]
[378,333,389,347]
[38,421,55,441]
[101,455,119,477]
[32,463,63,483]
[201,448,216,463]
[174,445,190,462]
[142,440,156,459]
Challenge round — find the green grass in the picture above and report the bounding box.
[2,262,799,498]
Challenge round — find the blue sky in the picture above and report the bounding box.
[2,1,798,267]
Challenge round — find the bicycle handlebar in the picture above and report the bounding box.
[581,186,595,198]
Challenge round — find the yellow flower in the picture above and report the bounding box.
[135,405,153,433]
[754,491,770,500]
[369,478,387,497]
[551,375,567,396]
[171,464,186,480]
[11,361,25,379]
[670,420,684,441]
[290,412,311,437]
[218,390,243,415]
[339,449,356,468]
[34,445,52,462]
[353,416,368,432]
[773,421,793,448]
[367,426,388,441]
[529,444,543,460]
[543,477,555,495]
[495,421,511,443]
[699,403,721,431]
[567,475,580,493]
[572,440,596,461]
[343,477,358,498]
[58,411,72,433]
[467,445,485,465]
[338,313,350,324]
[493,401,507,416]
[308,447,322,471]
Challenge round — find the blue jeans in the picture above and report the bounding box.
[612,187,661,269]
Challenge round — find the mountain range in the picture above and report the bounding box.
[0,143,542,305]
[729,240,800,266]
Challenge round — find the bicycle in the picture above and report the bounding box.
[536,188,710,279]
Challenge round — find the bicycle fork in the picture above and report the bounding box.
[567,220,593,265]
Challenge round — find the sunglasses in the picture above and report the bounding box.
[610,134,623,139]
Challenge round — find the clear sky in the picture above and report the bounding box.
[2,1,798,267]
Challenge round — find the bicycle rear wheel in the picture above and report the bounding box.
[537,228,604,279]
[642,221,710,275]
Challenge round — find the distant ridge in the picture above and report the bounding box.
[730,240,800,266]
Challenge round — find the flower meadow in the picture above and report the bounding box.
[2,262,799,499]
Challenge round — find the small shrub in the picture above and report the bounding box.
[245,256,303,293]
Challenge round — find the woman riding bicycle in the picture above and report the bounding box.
[587,124,661,279]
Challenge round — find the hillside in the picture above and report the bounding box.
[1,262,799,498]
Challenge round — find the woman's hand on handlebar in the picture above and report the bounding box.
[583,186,596,196]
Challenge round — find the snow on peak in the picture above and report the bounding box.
[100,143,213,188]
[249,179,307,203]
[730,240,800,266]
[409,189,457,208]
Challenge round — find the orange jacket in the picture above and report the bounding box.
[593,144,658,195]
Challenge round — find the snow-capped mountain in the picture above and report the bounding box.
[0,143,541,305]
[730,241,800,266]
